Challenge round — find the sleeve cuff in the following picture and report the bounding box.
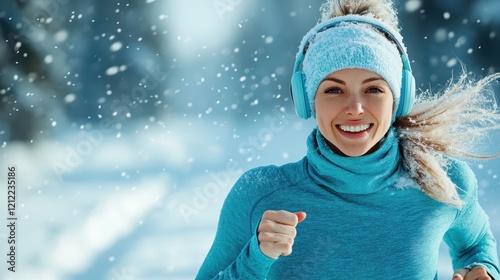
[249,234,278,267]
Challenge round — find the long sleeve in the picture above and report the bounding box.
[195,170,277,280]
[444,160,500,279]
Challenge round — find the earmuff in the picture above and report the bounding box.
[290,18,415,119]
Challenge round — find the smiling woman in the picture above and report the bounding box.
[196,0,500,279]
[315,69,394,156]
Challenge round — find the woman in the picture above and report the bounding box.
[196,0,500,279]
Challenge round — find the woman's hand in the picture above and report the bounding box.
[257,210,307,259]
[453,266,491,280]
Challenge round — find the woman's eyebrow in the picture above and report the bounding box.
[322,77,346,85]
[362,77,385,84]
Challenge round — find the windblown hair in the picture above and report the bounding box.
[395,72,500,208]
[320,0,500,208]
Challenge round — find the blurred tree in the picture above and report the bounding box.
[0,0,172,143]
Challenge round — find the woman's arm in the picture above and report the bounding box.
[195,169,277,280]
[444,160,500,279]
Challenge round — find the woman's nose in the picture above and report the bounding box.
[345,96,364,115]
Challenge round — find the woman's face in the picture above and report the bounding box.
[314,68,394,157]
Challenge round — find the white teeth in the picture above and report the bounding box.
[339,124,370,133]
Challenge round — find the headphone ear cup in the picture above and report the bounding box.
[290,71,311,119]
[396,69,416,117]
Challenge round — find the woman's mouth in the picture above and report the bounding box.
[338,124,371,133]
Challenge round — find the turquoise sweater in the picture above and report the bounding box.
[196,128,500,279]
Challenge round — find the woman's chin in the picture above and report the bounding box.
[328,143,372,157]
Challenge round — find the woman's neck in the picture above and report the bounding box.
[306,126,402,195]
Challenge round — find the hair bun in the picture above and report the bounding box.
[320,0,399,31]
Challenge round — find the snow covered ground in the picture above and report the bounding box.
[0,113,499,280]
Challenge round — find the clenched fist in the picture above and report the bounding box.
[452,266,491,280]
[257,210,307,259]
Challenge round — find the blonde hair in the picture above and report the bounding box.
[318,0,500,208]
[395,71,500,208]
[320,0,399,30]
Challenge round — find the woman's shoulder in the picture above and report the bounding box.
[229,157,308,199]
[446,158,477,197]
[238,157,307,188]
[216,158,309,228]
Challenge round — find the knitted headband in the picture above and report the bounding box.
[299,15,404,116]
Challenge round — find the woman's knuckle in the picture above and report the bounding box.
[257,232,267,242]
[262,210,272,218]
[259,219,273,230]
[475,266,486,271]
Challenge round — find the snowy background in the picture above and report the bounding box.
[0,0,499,279]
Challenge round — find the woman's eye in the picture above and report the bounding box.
[324,87,341,94]
[367,87,383,94]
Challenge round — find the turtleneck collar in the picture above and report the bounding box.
[306,126,402,194]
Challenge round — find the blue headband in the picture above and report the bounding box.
[298,15,407,117]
